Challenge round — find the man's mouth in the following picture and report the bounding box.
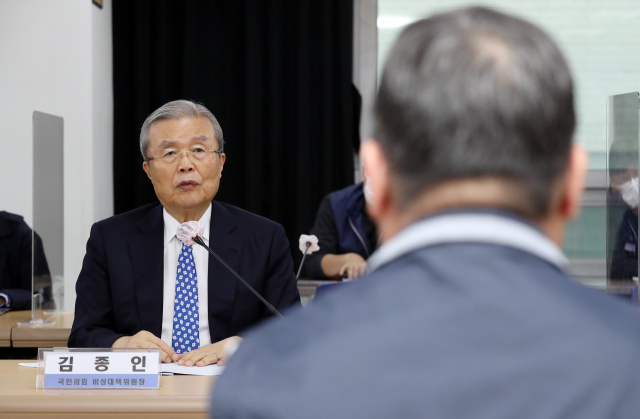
[177,180,198,190]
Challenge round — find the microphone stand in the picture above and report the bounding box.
[296,242,311,280]
[193,236,282,318]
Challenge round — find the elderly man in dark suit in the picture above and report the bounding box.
[69,100,300,366]
[212,7,640,419]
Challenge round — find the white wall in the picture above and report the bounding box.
[0,0,113,310]
[93,0,114,223]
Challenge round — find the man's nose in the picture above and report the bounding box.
[178,152,195,172]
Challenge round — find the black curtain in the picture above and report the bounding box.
[113,1,357,265]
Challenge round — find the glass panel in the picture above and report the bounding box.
[19,111,64,324]
[605,93,639,295]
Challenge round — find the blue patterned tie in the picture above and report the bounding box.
[172,242,200,354]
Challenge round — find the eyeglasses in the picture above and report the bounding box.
[145,147,223,165]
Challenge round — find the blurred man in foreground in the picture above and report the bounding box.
[212,7,640,418]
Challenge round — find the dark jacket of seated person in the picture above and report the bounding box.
[302,182,378,279]
[0,211,51,310]
[610,207,638,280]
[68,200,301,349]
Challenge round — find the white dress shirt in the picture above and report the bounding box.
[160,204,212,348]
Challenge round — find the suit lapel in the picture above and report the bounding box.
[129,204,164,337]
[207,201,242,341]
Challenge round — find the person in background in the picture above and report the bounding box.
[0,211,51,310]
[302,167,377,280]
[608,140,638,280]
[211,7,640,419]
[69,100,300,366]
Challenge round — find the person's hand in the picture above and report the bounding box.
[112,331,178,364]
[339,253,367,280]
[177,336,242,367]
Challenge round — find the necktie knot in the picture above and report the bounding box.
[176,221,204,246]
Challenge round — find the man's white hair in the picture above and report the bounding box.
[140,99,224,159]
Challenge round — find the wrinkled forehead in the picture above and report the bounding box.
[148,117,218,149]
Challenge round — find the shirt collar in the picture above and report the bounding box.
[367,210,569,273]
[163,203,212,246]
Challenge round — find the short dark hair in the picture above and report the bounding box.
[374,7,575,217]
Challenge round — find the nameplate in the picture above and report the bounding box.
[42,351,160,389]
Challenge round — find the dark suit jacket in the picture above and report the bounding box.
[609,208,638,280]
[0,211,51,310]
[68,201,300,348]
[212,211,640,419]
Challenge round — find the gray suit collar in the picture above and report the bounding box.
[367,212,569,273]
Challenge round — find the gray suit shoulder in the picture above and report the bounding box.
[212,243,640,419]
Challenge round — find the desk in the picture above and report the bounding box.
[297,279,339,299]
[6,280,323,345]
[11,312,74,348]
[0,311,33,347]
[0,360,216,418]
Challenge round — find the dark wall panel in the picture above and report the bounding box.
[113,0,357,265]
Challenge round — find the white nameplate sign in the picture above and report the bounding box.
[43,351,160,389]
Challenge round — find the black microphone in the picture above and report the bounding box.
[192,235,282,318]
[296,242,311,280]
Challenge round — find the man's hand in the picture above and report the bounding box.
[112,331,178,364]
[321,253,368,279]
[339,253,367,280]
[177,336,242,367]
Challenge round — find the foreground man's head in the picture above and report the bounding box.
[211,7,640,419]
[362,6,587,244]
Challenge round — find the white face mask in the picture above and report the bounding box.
[618,177,639,209]
[363,171,373,205]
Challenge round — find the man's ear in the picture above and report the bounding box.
[218,153,226,178]
[559,144,589,220]
[142,161,152,181]
[360,140,392,222]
